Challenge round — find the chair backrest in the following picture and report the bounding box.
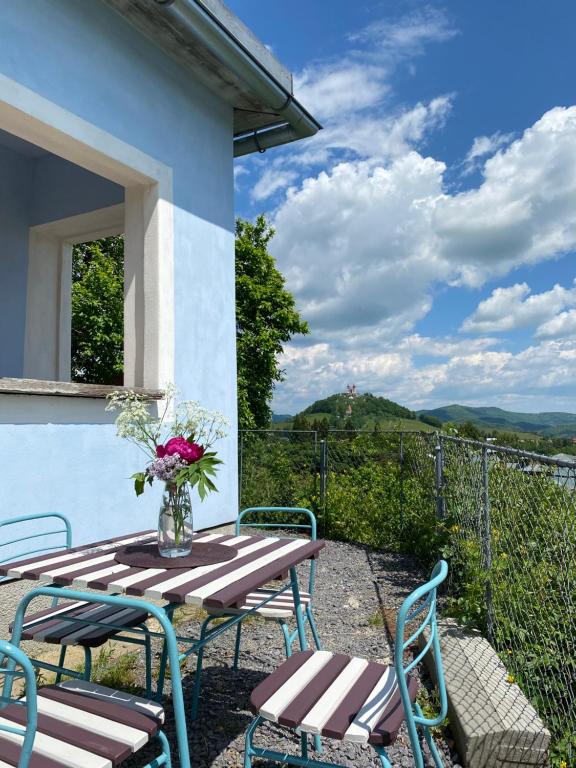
[0,513,72,585]
[394,560,448,733]
[236,507,317,593]
[0,639,38,768]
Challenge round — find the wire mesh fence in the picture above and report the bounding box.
[239,428,576,764]
[439,435,576,764]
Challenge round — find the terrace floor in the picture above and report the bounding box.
[0,537,460,768]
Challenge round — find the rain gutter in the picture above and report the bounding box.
[154,0,322,156]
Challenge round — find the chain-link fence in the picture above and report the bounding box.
[439,435,576,765]
[239,429,576,764]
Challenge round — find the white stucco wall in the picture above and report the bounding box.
[0,0,238,544]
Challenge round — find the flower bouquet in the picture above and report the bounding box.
[107,386,229,558]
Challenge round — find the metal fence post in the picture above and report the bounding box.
[319,438,328,537]
[481,446,495,643]
[399,432,405,528]
[434,436,445,519]
[238,430,244,509]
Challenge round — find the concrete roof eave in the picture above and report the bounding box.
[103,0,321,156]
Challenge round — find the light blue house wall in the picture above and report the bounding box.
[0,0,238,545]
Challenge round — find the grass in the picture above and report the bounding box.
[82,644,141,692]
[368,610,385,627]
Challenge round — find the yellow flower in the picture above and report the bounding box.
[506,649,513,655]
[506,674,515,684]
[559,761,567,768]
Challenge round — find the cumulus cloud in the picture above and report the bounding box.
[274,336,576,414]
[266,105,576,411]
[435,107,576,286]
[238,9,576,412]
[270,106,576,351]
[273,152,446,337]
[461,281,576,333]
[536,308,576,339]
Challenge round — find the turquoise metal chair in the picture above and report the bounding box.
[0,634,171,767]
[190,507,322,719]
[243,560,449,768]
[0,513,153,694]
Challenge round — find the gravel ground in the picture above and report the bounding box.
[1,538,461,768]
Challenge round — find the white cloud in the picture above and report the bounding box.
[273,152,446,338]
[266,105,576,412]
[536,308,576,339]
[435,106,576,286]
[251,169,299,202]
[348,7,458,57]
[269,106,576,355]
[461,282,576,333]
[296,7,456,123]
[244,9,456,202]
[234,163,248,190]
[273,336,576,414]
[295,63,389,122]
[462,131,514,174]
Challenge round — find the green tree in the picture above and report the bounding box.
[235,215,309,429]
[71,236,124,385]
[292,413,309,432]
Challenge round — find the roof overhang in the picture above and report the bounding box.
[103,0,321,156]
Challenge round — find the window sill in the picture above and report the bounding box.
[0,378,163,400]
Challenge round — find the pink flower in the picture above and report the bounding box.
[163,436,205,464]
[156,444,167,458]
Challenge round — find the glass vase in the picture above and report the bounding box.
[158,483,193,558]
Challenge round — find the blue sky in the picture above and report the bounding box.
[229,1,576,415]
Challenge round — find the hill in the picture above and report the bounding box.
[302,392,414,424]
[418,404,576,437]
[279,392,436,431]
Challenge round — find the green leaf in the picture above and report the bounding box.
[132,472,146,497]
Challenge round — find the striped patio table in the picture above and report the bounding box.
[1,529,325,768]
[0,529,325,609]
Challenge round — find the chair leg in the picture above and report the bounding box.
[244,715,262,768]
[306,605,322,650]
[55,645,67,684]
[156,606,176,701]
[414,703,444,768]
[313,733,323,754]
[83,646,92,681]
[233,620,242,671]
[157,729,172,768]
[404,704,426,768]
[423,725,444,768]
[279,619,293,657]
[144,729,172,768]
[144,629,152,698]
[374,746,393,768]
[156,638,169,701]
[190,616,214,720]
[300,731,308,760]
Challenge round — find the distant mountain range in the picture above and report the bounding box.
[417,404,576,437]
[273,396,576,437]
